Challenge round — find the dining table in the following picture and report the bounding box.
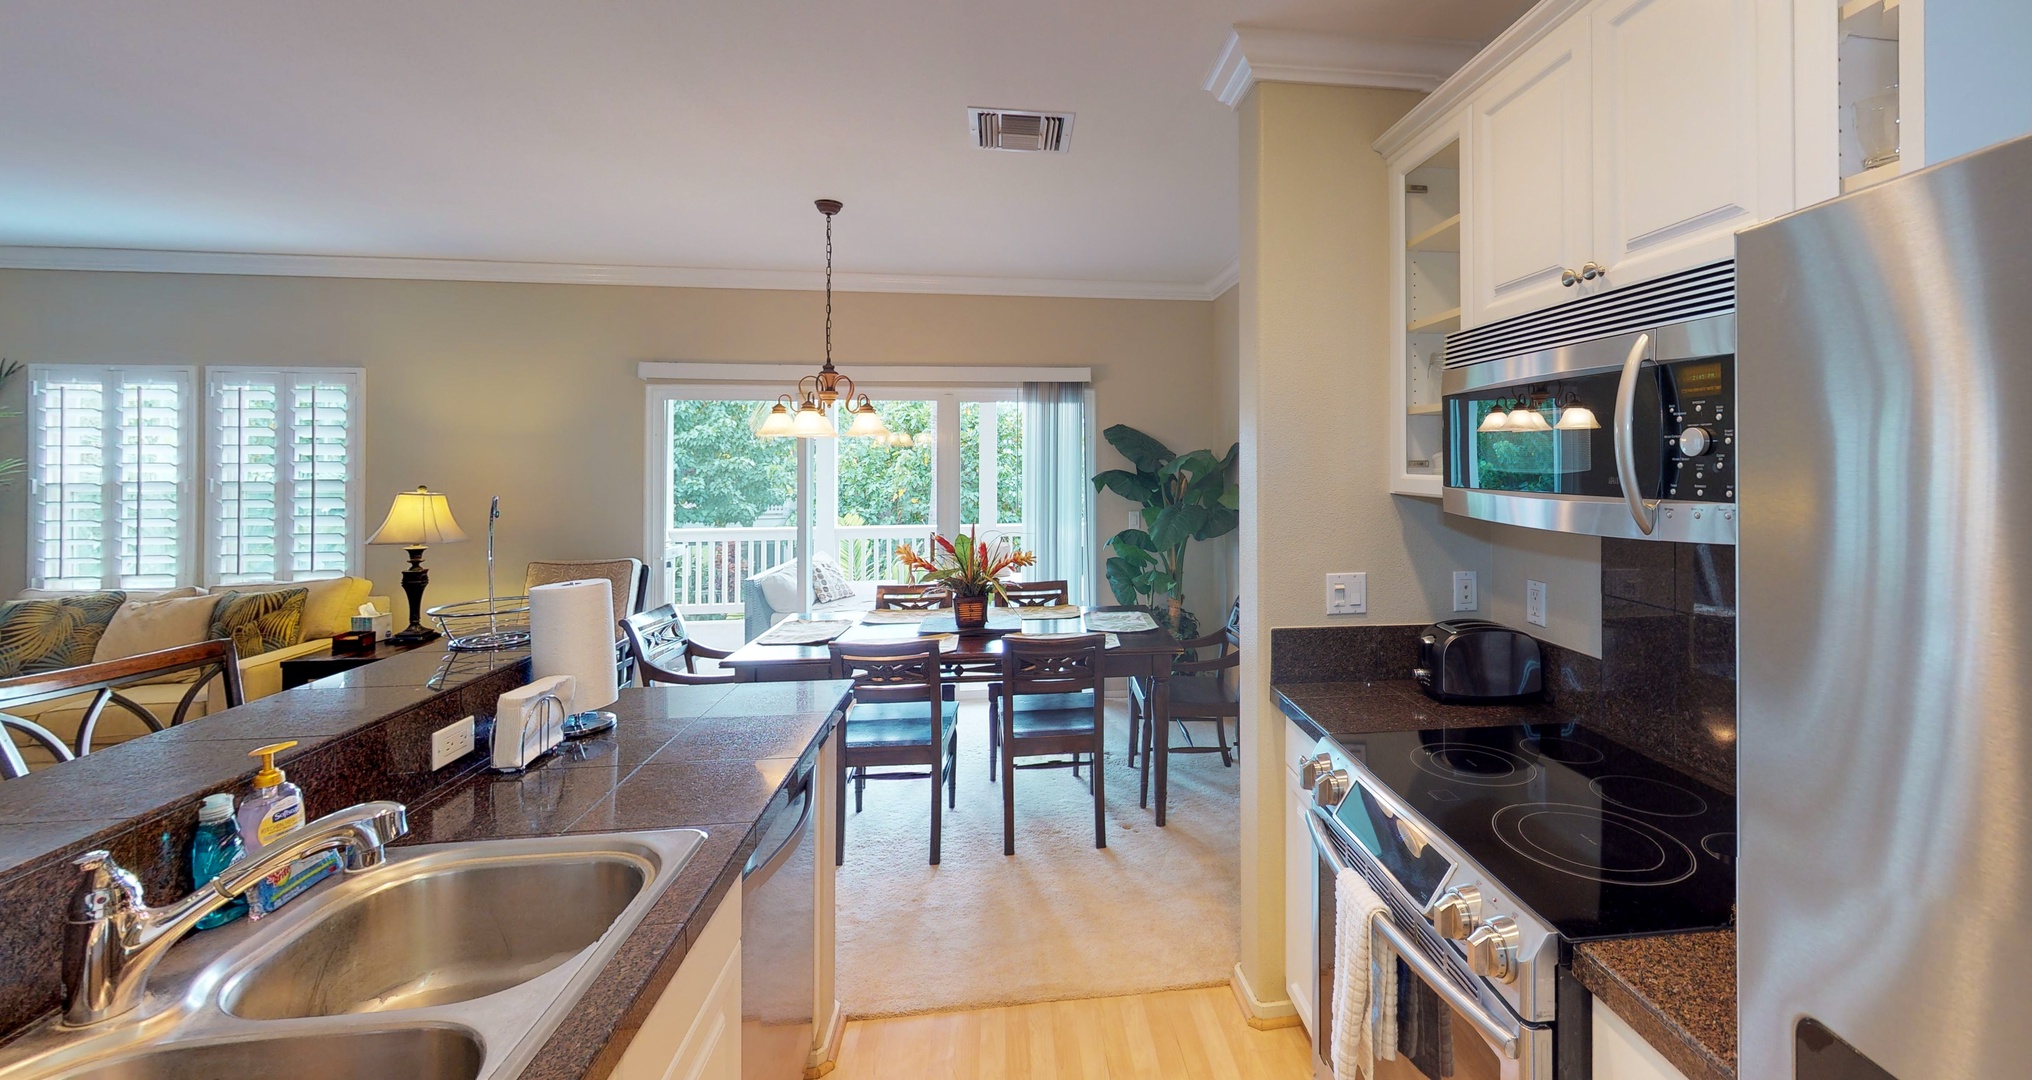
[720,605,1187,825]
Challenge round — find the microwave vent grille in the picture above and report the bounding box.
[1444,260,1735,367]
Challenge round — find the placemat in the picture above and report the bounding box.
[1084,610,1159,633]
[1019,631,1123,649]
[995,603,1082,620]
[860,609,930,624]
[917,610,1025,635]
[755,619,856,646]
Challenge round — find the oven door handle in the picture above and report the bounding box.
[1306,809,1523,1061]
[1612,331,1658,535]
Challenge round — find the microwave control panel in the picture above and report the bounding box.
[1662,356,1734,503]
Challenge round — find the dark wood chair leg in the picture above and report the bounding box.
[929,749,943,866]
[1126,681,1141,767]
[836,747,849,867]
[1138,710,1152,809]
[988,695,999,782]
[1002,706,1017,856]
[947,727,958,809]
[855,767,865,813]
[1092,726,1107,849]
[1217,716,1234,767]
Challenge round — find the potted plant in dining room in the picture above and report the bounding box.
[1091,424,1239,641]
[897,530,1035,630]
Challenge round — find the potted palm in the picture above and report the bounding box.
[898,530,1035,630]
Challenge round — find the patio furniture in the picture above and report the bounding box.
[997,633,1108,854]
[830,637,958,865]
[623,605,736,686]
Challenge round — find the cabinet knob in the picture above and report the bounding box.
[1580,261,1606,281]
[1560,268,1581,288]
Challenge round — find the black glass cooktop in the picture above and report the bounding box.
[1334,722,1735,940]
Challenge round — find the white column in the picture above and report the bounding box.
[795,436,814,613]
[976,401,998,536]
[815,428,840,573]
[934,395,961,540]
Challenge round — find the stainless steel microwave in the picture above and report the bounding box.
[1441,312,1737,545]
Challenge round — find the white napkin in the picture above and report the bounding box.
[1332,867,1391,1080]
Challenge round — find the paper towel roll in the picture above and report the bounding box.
[530,579,619,712]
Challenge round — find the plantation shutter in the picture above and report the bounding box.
[207,368,363,583]
[28,366,197,590]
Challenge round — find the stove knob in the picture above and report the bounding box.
[1429,885,1483,940]
[1465,915,1522,984]
[1312,769,1351,809]
[1678,426,1713,457]
[1297,753,1333,790]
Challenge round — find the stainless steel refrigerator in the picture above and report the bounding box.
[1738,132,2032,1079]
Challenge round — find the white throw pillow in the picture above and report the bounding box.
[93,593,226,662]
[207,577,371,639]
[811,553,855,605]
[756,564,802,613]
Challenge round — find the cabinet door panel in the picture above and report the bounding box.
[1471,19,1592,325]
[1591,0,1763,286]
[1285,771,1316,1036]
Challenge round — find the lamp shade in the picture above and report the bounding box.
[1477,408,1509,432]
[789,401,837,438]
[1554,404,1601,430]
[1507,404,1551,431]
[755,402,795,438]
[367,486,468,546]
[843,403,889,438]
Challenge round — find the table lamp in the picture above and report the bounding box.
[367,486,468,644]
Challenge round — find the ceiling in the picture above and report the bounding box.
[0,0,1534,298]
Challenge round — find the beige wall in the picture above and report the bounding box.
[1208,283,1242,617]
[0,269,1222,609]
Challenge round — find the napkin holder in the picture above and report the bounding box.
[492,674,574,773]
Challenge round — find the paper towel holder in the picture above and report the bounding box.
[563,710,616,738]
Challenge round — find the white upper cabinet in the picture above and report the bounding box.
[1469,18,1594,325]
[1589,0,1786,288]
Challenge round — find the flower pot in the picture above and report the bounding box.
[953,594,990,630]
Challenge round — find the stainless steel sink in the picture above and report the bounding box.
[223,855,647,1018]
[0,829,706,1080]
[44,1027,483,1080]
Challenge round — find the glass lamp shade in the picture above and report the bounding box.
[843,404,890,438]
[1477,409,1510,432]
[755,403,795,438]
[789,401,838,438]
[367,486,468,546]
[1554,404,1601,430]
[1508,404,1551,432]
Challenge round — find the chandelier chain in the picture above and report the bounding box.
[824,211,833,368]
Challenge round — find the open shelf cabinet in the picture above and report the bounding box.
[1387,120,1462,499]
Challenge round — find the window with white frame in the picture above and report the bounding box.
[25,365,364,590]
[207,368,364,583]
[29,366,198,590]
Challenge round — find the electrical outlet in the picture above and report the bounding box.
[1325,572,1367,615]
[1452,571,1478,612]
[431,715,477,770]
[1526,580,1548,627]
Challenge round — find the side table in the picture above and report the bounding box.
[280,640,430,690]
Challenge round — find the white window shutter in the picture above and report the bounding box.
[28,366,196,590]
[206,368,363,583]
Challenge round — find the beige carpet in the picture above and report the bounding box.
[836,697,1240,1018]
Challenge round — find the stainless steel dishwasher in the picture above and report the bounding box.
[741,749,816,1080]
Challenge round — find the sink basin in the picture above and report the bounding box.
[47,1027,482,1080]
[222,854,647,1019]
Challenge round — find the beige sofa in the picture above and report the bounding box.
[6,578,388,764]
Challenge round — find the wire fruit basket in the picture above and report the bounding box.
[428,596,532,652]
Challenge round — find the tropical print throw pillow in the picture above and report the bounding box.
[208,588,308,659]
[0,592,129,677]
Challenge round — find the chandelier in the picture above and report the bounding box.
[755,199,893,441]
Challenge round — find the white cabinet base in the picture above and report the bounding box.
[1592,997,1693,1080]
[613,888,743,1080]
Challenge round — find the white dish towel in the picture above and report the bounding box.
[1332,868,1401,1080]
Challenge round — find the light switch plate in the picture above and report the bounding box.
[1452,571,1478,612]
[1526,580,1548,627]
[431,715,477,770]
[1325,572,1367,615]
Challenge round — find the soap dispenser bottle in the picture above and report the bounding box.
[236,741,305,847]
[191,793,247,929]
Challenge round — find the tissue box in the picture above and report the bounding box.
[351,611,393,637]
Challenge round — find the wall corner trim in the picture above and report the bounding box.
[1203,27,1480,108]
[1229,962,1301,1028]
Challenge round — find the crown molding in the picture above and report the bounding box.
[637,362,1092,384]
[1203,27,1480,107]
[0,244,1242,302]
[1205,258,1240,298]
[1372,0,1592,158]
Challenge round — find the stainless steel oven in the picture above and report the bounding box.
[1439,265,1737,545]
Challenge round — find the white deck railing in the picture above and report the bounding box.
[663,523,1025,614]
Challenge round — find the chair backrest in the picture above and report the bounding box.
[829,638,944,708]
[998,580,1070,607]
[1225,597,1241,633]
[0,639,244,776]
[999,633,1104,697]
[622,604,701,684]
[873,584,951,611]
[525,559,645,639]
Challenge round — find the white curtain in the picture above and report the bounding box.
[1021,382,1094,605]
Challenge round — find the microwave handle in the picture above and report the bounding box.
[1612,332,1658,535]
[1305,809,1523,1060]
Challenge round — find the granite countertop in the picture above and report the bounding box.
[1273,678,1736,1080]
[395,678,849,1080]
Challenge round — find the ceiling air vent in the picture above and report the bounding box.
[969,107,1073,153]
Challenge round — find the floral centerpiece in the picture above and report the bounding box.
[897,530,1035,629]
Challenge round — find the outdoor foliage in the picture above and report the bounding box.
[836,400,934,525]
[1473,400,1557,492]
[1090,424,1239,639]
[668,400,796,527]
[960,401,1024,526]
[898,528,1034,600]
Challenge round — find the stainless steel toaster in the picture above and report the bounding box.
[1414,620,1544,704]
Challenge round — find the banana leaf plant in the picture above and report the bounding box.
[1091,424,1239,640]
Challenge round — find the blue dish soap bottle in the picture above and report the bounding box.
[192,793,247,929]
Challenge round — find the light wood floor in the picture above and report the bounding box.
[827,986,1315,1080]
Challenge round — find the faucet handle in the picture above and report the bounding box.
[67,851,145,923]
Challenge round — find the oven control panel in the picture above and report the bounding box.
[1662,356,1735,503]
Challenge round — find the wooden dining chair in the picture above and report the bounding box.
[622,605,735,686]
[873,583,952,610]
[830,638,959,865]
[998,633,1108,855]
[997,580,1070,608]
[0,640,244,779]
[1132,624,1241,809]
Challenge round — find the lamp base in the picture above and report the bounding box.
[385,625,441,646]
